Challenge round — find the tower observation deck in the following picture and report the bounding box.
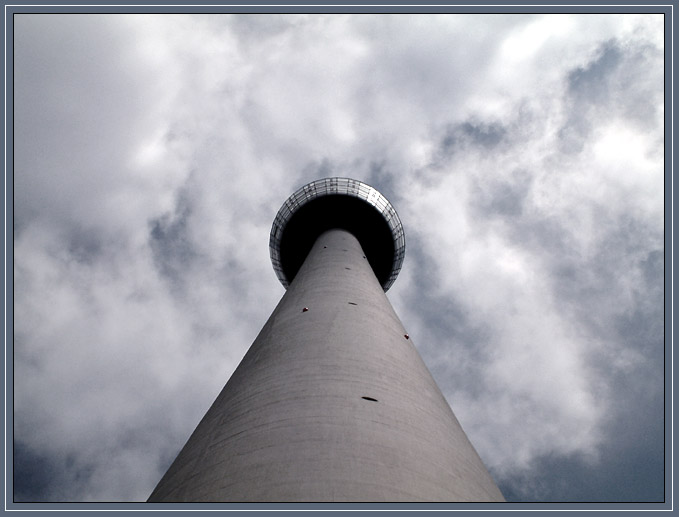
[270,177,405,292]
[148,177,505,502]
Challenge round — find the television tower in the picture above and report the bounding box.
[148,177,504,502]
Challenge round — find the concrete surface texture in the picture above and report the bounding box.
[148,229,505,502]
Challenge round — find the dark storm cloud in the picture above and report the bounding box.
[456,87,663,501]
[493,214,664,502]
[13,442,59,502]
[228,13,296,44]
[66,230,104,265]
[544,214,663,343]
[568,40,623,102]
[300,157,335,181]
[389,20,663,501]
[441,121,508,157]
[149,185,197,289]
[414,118,511,187]
[558,41,622,154]
[559,38,663,154]
[500,412,663,503]
[404,243,492,404]
[399,235,492,364]
[366,161,400,205]
[499,363,664,503]
[471,168,533,218]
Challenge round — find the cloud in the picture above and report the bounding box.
[12,13,664,502]
[384,18,663,500]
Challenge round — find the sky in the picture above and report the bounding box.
[12,12,666,504]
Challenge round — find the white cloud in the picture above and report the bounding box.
[13,13,664,502]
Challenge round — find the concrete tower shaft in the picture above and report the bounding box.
[147,178,505,502]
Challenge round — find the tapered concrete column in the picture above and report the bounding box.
[148,178,504,502]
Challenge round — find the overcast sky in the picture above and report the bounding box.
[12,12,665,504]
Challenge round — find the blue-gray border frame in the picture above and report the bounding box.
[3,2,674,514]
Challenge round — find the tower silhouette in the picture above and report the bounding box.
[148,177,504,502]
